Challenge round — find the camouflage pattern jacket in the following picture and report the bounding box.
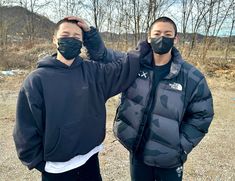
[113,43,214,168]
[85,34,214,168]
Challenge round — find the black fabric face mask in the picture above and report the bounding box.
[150,36,174,55]
[57,37,82,60]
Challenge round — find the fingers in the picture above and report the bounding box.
[77,22,91,32]
[65,16,85,23]
[64,16,90,32]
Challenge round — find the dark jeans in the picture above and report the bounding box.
[130,154,183,181]
[42,153,102,181]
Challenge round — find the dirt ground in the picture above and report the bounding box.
[0,70,235,181]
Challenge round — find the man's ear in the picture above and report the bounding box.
[174,34,179,45]
[53,35,58,47]
[147,36,151,43]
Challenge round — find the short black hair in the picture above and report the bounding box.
[54,18,79,35]
[148,16,177,37]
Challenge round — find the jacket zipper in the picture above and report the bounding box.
[134,69,158,153]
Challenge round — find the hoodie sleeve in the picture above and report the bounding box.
[83,27,125,64]
[180,77,214,156]
[95,41,150,99]
[13,75,45,172]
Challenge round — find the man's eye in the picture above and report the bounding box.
[61,35,69,37]
[166,34,172,37]
[153,34,160,37]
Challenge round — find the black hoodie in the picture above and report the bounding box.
[13,41,142,172]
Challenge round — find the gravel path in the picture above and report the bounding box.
[0,76,234,181]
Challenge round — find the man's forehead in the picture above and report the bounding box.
[151,22,175,31]
[58,22,82,32]
[153,22,174,29]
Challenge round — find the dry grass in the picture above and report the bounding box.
[0,40,235,180]
[0,40,54,69]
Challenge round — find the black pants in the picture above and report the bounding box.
[42,153,102,181]
[130,154,183,181]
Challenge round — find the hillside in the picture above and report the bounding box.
[0,6,55,39]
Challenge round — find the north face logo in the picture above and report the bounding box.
[169,82,182,91]
[138,71,148,79]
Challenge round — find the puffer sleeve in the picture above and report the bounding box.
[180,77,214,155]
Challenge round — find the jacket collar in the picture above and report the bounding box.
[137,40,184,79]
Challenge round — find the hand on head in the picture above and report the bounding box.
[65,16,91,32]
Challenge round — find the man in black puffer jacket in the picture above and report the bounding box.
[84,16,214,181]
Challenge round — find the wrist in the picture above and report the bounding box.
[83,26,91,32]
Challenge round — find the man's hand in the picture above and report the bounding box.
[65,16,91,32]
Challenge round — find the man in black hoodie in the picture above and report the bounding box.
[13,17,144,181]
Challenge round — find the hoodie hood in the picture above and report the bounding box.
[37,54,83,69]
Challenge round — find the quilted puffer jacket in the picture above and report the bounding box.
[85,34,214,168]
[113,43,214,168]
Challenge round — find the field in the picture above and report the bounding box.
[0,59,235,181]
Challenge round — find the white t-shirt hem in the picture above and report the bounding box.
[45,144,103,173]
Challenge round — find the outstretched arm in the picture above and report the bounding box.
[93,40,149,99]
[67,16,126,63]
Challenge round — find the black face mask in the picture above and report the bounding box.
[57,37,82,60]
[150,36,174,55]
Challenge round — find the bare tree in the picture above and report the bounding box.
[131,0,141,45]
[200,0,218,61]
[181,0,194,44]
[144,0,176,34]
[81,0,107,31]
[1,0,234,58]
[114,0,128,49]
[186,0,211,57]
[0,1,13,49]
[50,0,84,23]
[200,0,234,61]
[16,0,51,42]
[146,0,155,34]
[0,1,13,62]
[225,0,235,60]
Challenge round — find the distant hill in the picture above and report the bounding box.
[100,31,206,43]
[0,6,55,40]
